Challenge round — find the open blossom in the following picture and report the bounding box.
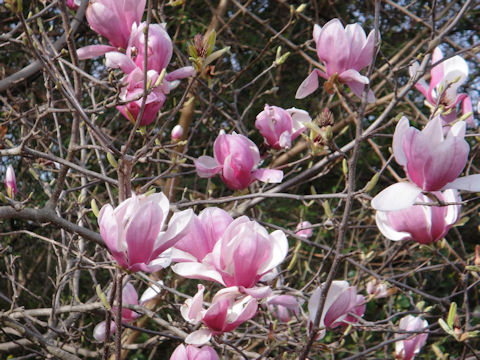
[395,316,429,360]
[295,221,313,239]
[172,215,288,290]
[265,294,300,322]
[116,68,166,126]
[296,18,376,102]
[409,47,474,126]
[5,165,17,199]
[93,282,139,341]
[86,0,145,49]
[194,132,283,190]
[172,207,233,263]
[181,285,258,345]
[98,192,193,272]
[93,282,161,341]
[255,105,311,149]
[308,281,365,339]
[376,189,460,244]
[170,344,219,360]
[372,116,480,211]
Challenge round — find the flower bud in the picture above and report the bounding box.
[171,124,184,140]
[5,165,17,199]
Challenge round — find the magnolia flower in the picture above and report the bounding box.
[376,189,460,244]
[171,125,184,140]
[194,132,283,190]
[265,294,300,322]
[395,315,429,360]
[409,47,474,125]
[172,216,288,290]
[255,105,311,149]
[93,282,140,341]
[5,165,17,199]
[116,68,166,126]
[66,0,81,10]
[295,221,313,239]
[296,18,376,102]
[93,282,162,341]
[372,116,480,211]
[98,192,193,272]
[308,280,365,339]
[181,285,258,345]
[170,344,219,360]
[172,207,233,263]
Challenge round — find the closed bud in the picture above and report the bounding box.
[5,165,17,199]
[171,125,184,140]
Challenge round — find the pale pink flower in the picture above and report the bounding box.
[265,294,300,322]
[181,285,258,345]
[296,18,376,102]
[395,315,429,360]
[308,280,365,339]
[93,282,140,341]
[255,105,311,149]
[171,125,184,140]
[172,216,288,290]
[170,344,219,360]
[295,221,313,239]
[5,165,17,199]
[376,189,460,244]
[372,116,480,211]
[409,47,474,126]
[98,192,193,272]
[194,132,283,190]
[66,0,81,10]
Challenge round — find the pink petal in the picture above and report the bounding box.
[171,262,225,285]
[252,169,283,183]
[295,70,320,99]
[105,52,136,73]
[153,208,194,257]
[194,156,222,178]
[77,45,116,60]
[184,329,213,346]
[165,66,196,81]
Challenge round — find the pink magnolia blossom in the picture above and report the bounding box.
[395,315,429,360]
[116,68,166,126]
[296,18,376,102]
[194,132,283,190]
[295,221,313,239]
[98,192,193,272]
[409,47,474,126]
[66,0,81,10]
[372,116,480,211]
[172,207,233,263]
[93,282,139,341]
[170,344,219,360]
[376,189,460,244]
[93,282,162,341]
[181,285,258,345]
[172,216,288,290]
[5,165,17,199]
[255,105,311,149]
[86,0,145,49]
[171,125,184,140]
[308,280,365,339]
[265,294,300,322]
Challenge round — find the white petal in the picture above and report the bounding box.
[371,182,422,211]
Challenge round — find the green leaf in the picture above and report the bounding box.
[447,302,457,328]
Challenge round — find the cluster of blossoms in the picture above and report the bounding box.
[77,0,195,126]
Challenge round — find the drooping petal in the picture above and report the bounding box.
[371,182,422,211]
[194,156,222,178]
[295,70,320,99]
[77,45,116,60]
[252,169,283,184]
